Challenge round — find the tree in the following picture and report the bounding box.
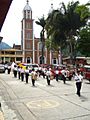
[45,9,67,64]
[35,16,46,64]
[78,24,90,56]
[36,1,90,65]
[58,1,90,64]
[64,1,82,64]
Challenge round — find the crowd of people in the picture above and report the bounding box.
[5,62,84,97]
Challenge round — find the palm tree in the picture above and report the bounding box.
[45,1,90,65]
[65,1,90,64]
[35,16,46,64]
[45,9,67,64]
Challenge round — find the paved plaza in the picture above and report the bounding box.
[0,72,90,120]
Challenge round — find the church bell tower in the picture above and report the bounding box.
[21,0,34,63]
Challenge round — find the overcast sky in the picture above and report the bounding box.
[0,0,89,46]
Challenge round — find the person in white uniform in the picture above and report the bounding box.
[74,70,83,97]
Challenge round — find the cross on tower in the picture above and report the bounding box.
[27,0,29,4]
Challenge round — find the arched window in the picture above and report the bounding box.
[24,11,26,18]
[52,58,57,64]
[39,56,45,64]
[27,10,30,19]
[27,57,32,63]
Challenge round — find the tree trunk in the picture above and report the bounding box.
[58,47,62,65]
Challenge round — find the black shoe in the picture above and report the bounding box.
[76,93,80,97]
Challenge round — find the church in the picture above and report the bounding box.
[20,0,59,65]
[0,0,60,64]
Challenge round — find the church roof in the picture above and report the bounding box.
[23,0,32,11]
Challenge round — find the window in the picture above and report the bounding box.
[27,11,30,19]
[5,51,15,55]
[26,23,32,29]
[26,32,30,39]
[39,43,42,50]
[52,58,57,64]
[39,56,45,64]
[26,43,30,49]
[39,42,46,50]
[16,51,22,55]
[24,11,26,18]
[27,57,32,63]
[1,51,4,54]
[16,57,22,61]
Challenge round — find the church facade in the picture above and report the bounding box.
[21,0,59,65]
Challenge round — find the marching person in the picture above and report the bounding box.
[31,69,37,86]
[55,68,59,82]
[61,67,67,84]
[20,67,25,81]
[38,66,42,77]
[13,65,17,78]
[74,70,83,97]
[46,68,53,86]
[25,66,29,83]
[7,65,11,74]
[17,66,21,80]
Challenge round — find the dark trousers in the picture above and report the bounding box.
[14,70,17,78]
[8,69,11,74]
[76,82,82,96]
[32,79,35,86]
[21,73,24,81]
[47,76,50,85]
[25,73,29,83]
[56,74,59,81]
[62,75,66,84]
[18,72,20,79]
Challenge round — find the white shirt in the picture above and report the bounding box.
[55,70,59,74]
[74,73,83,82]
[25,69,29,74]
[14,67,17,71]
[61,69,67,77]
[46,70,51,76]
[21,68,24,73]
